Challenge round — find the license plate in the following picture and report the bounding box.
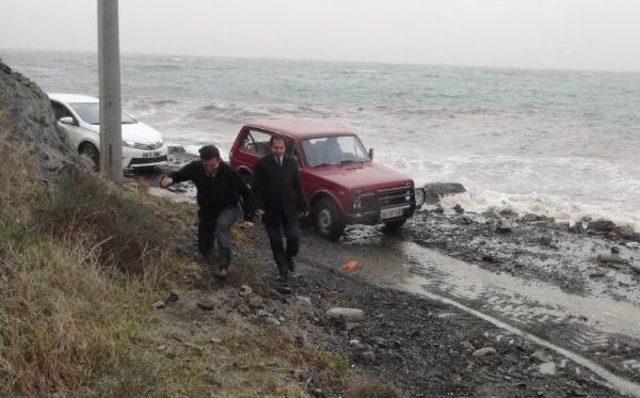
[380,206,406,220]
[143,152,160,158]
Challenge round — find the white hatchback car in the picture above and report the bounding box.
[48,93,168,169]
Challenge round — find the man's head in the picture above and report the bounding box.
[269,135,286,158]
[199,145,221,174]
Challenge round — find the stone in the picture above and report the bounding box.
[588,219,617,233]
[239,285,253,297]
[285,296,314,320]
[530,350,553,363]
[631,265,640,274]
[152,300,166,310]
[460,340,476,353]
[538,362,557,375]
[453,204,465,214]
[523,213,545,222]
[265,317,281,326]
[595,253,629,266]
[423,182,466,204]
[496,223,512,233]
[326,307,365,322]
[499,208,518,218]
[350,339,366,351]
[296,295,313,306]
[257,309,269,317]
[373,336,388,348]
[312,388,325,398]
[361,350,376,362]
[611,246,621,254]
[482,209,500,219]
[165,291,179,304]
[472,347,497,358]
[613,225,636,240]
[196,300,215,311]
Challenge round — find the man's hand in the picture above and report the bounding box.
[159,176,173,188]
[242,221,254,229]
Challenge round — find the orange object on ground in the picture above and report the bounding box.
[342,260,359,272]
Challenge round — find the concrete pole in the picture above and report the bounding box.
[97,0,122,184]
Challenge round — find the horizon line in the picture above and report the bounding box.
[2,46,640,75]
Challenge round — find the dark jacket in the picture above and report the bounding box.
[252,154,308,225]
[168,160,252,220]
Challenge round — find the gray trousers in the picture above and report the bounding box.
[198,206,241,270]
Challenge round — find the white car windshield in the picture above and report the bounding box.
[70,102,137,125]
[302,135,370,167]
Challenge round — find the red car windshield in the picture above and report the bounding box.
[302,135,370,167]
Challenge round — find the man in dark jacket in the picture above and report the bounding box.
[159,145,253,278]
[253,135,309,281]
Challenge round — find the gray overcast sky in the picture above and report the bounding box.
[1,0,639,71]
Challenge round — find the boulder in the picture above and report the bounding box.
[452,204,465,214]
[239,285,253,297]
[472,347,497,358]
[522,213,546,222]
[613,225,637,240]
[326,307,365,323]
[423,182,466,204]
[196,300,215,311]
[499,208,518,218]
[539,362,557,375]
[588,219,617,233]
[0,58,81,177]
[594,253,629,266]
[530,350,553,363]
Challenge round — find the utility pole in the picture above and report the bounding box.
[97,0,122,184]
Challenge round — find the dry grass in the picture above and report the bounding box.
[0,139,198,396]
[346,381,401,398]
[36,173,171,274]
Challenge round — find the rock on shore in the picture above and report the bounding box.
[0,58,81,177]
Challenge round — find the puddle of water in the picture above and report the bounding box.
[396,241,640,339]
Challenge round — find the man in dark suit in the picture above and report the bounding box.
[253,135,309,281]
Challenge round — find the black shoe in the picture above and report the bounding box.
[276,271,289,282]
[215,267,229,279]
[286,257,296,272]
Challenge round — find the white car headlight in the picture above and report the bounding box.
[123,140,135,147]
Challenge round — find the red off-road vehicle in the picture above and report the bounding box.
[230,119,425,239]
